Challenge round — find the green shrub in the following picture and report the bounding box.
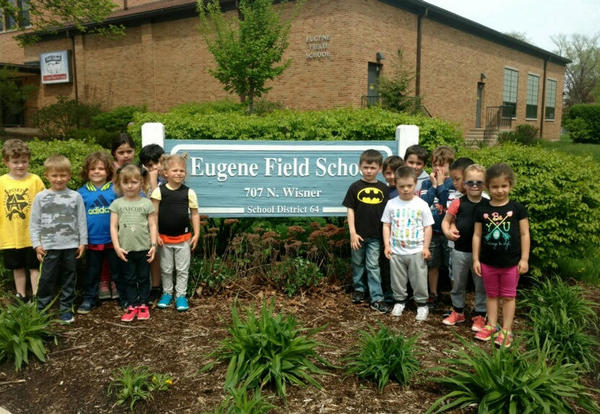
[129,107,464,152]
[460,143,600,275]
[555,248,600,285]
[34,96,101,138]
[64,127,118,149]
[170,100,246,116]
[108,366,173,410]
[0,301,58,371]
[252,100,285,115]
[564,103,600,143]
[92,105,146,132]
[345,324,420,390]
[203,300,328,399]
[496,124,538,146]
[188,255,238,296]
[210,386,275,414]
[266,257,324,296]
[426,337,600,414]
[496,130,515,144]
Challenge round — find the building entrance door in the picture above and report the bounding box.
[475,82,484,128]
[366,62,382,106]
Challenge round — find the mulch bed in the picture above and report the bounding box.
[0,280,598,413]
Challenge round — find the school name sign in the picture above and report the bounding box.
[142,124,418,217]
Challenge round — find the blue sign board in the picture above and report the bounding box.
[163,140,399,217]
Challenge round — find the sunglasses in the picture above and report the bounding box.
[465,180,484,187]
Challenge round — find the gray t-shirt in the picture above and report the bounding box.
[109,197,155,252]
[30,188,88,250]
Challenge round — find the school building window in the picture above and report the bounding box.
[526,74,539,119]
[545,79,557,120]
[502,68,518,118]
[0,0,30,32]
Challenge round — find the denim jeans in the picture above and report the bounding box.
[37,249,77,314]
[83,249,122,304]
[351,237,383,303]
[120,250,150,307]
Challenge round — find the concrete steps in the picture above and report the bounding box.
[464,128,498,147]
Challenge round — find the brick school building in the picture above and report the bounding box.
[0,0,568,139]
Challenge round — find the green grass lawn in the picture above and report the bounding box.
[540,135,600,163]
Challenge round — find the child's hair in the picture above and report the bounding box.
[2,138,31,161]
[114,164,145,195]
[394,165,418,182]
[139,144,165,166]
[111,133,136,156]
[404,145,428,163]
[160,153,187,172]
[450,157,474,172]
[464,163,486,179]
[431,145,455,166]
[44,154,71,173]
[383,155,403,172]
[359,149,383,165]
[485,163,516,186]
[80,151,114,182]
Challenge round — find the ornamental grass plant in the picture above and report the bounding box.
[108,366,173,410]
[209,386,276,414]
[345,324,421,390]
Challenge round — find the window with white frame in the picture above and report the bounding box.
[0,0,30,32]
[503,68,518,118]
[545,79,557,120]
[526,74,539,119]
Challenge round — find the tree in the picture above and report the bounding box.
[198,0,303,114]
[552,33,600,108]
[0,0,123,45]
[0,67,37,127]
[376,50,421,114]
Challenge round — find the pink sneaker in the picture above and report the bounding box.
[121,306,137,322]
[474,324,499,341]
[442,311,466,326]
[494,330,514,348]
[137,304,150,320]
[471,315,486,332]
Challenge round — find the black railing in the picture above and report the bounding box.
[484,105,513,141]
[361,95,382,107]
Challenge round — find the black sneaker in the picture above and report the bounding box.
[370,300,391,313]
[427,294,439,308]
[352,290,366,304]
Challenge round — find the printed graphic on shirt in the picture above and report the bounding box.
[483,210,513,248]
[357,187,385,204]
[88,194,111,215]
[391,207,423,250]
[4,188,30,220]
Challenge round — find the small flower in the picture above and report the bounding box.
[165,379,173,385]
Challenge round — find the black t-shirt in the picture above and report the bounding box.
[448,196,484,253]
[475,199,528,267]
[342,179,389,239]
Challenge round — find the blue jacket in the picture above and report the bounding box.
[78,182,118,245]
[419,177,454,233]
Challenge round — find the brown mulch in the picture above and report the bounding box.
[0,281,598,414]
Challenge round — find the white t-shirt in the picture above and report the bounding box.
[381,196,434,255]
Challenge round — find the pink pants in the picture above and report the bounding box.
[481,263,519,297]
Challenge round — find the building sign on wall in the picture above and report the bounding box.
[306,34,331,59]
[40,51,71,84]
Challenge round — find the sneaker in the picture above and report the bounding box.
[442,311,465,326]
[427,294,438,308]
[471,315,487,332]
[110,282,119,300]
[15,292,26,302]
[352,290,366,304]
[391,303,405,317]
[442,308,452,318]
[137,304,150,320]
[121,306,138,322]
[175,296,189,312]
[475,324,499,341]
[60,312,75,324]
[98,281,111,300]
[494,329,514,348]
[416,306,429,321]
[77,300,94,314]
[157,293,173,309]
[370,300,391,313]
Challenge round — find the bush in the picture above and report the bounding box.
[108,366,173,410]
[129,107,464,152]
[564,103,600,143]
[496,124,538,146]
[266,257,324,296]
[426,337,600,414]
[345,324,420,390]
[0,301,58,371]
[211,386,276,414]
[170,100,246,116]
[555,248,600,285]
[460,143,600,275]
[34,96,101,138]
[64,128,118,149]
[203,300,328,399]
[92,105,146,132]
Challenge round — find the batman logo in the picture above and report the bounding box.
[357,187,384,204]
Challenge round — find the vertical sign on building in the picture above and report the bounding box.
[40,51,71,84]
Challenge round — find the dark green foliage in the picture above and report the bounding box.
[426,337,600,414]
[266,257,324,296]
[252,100,286,115]
[377,50,421,114]
[555,249,600,285]
[0,67,37,127]
[34,96,101,138]
[188,256,238,296]
[171,100,246,116]
[497,124,539,145]
[210,386,275,414]
[92,105,146,132]
[108,366,173,410]
[0,301,58,371]
[564,104,600,143]
[130,108,463,152]
[460,143,600,276]
[64,128,118,149]
[345,324,420,390]
[203,301,328,398]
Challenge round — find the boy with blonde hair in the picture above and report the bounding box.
[30,155,87,324]
[0,139,45,301]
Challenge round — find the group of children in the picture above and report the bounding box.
[0,137,199,324]
[344,145,529,347]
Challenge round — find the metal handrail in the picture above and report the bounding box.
[361,95,382,107]
[484,105,513,141]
